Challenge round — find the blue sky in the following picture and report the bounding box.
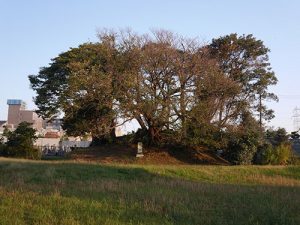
[0,0,299,131]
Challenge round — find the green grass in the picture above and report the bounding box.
[0,157,299,225]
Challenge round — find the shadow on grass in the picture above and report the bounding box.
[0,158,299,225]
[66,144,229,165]
[167,147,229,165]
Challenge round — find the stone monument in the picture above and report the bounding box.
[136,142,144,158]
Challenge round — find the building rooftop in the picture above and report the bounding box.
[7,99,26,107]
[0,121,7,126]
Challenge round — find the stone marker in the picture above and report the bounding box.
[136,142,144,158]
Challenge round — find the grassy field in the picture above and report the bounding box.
[0,157,299,225]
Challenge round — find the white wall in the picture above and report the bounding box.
[35,138,91,148]
[35,138,60,147]
[61,140,91,148]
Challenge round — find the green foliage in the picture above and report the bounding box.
[265,128,289,146]
[290,156,300,165]
[290,131,300,140]
[29,30,278,149]
[254,142,273,164]
[2,122,40,159]
[0,135,5,155]
[0,143,7,156]
[258,143,292,165]
[209,34,278,126]
[5,146,41,160]
[224,112,262,165]
[225,132,259,165]
[255,127,293,164]
[275,143,292,164]
[29,43,117,141]
[186,121,223,149]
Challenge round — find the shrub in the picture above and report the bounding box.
[259,145,276,165]
[274,143,292,165]
[257,143,292,165]
[224,112,263,165]
[0,143,7,156]
[5,145,41,160]
[225,132,259,165]
[265,128,289,146]
[254,142,273,164]
[186,122,223,150]
[290,156,300,165]
[2,122,41,160]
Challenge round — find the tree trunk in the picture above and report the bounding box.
[180,85,187,140]
[148,126,158,145]
[259,94,262,129]
[135,115,147,130]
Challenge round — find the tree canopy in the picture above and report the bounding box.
[29,29,278,149]
[1,122,40,159]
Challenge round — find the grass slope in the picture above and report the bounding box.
[0,157,299,225]
[67,145,229,165]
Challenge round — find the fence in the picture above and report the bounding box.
[36,140,92,157]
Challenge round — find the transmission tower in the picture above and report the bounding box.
[292,107,300,131]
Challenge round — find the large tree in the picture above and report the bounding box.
[29,30,278,148]
[208,34,278,128]
[116,30,228,144]
[29,42,120,143]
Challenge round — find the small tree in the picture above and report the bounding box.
[255,128,292,165]
[225,112,262,165]
[290,131,300,140]
[4,122,40,159]
[265,128,289,146]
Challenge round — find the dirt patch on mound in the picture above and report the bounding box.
[69,145,229,165]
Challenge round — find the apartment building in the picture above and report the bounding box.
[6,99,43,131]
